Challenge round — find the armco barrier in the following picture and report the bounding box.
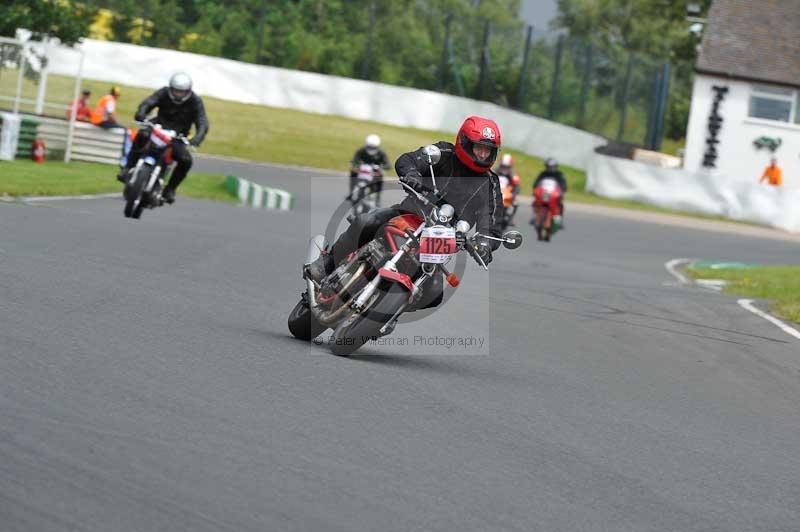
[586,152,800,232]
[48,40,605,171]
[225,175,293,211]
[18,113,125,165]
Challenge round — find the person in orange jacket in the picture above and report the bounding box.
[759,158,783,187]
[91,86,124,130]
[66,89,92,122]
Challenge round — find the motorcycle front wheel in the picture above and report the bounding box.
[329,283,408,356]
[124,165,151,219]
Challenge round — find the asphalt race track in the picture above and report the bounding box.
[2,156,799,531]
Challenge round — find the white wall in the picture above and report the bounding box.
[587,152,800,232]
[48,39,605,170]
[684,74,800,188]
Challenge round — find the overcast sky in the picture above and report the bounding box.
[519,0,558,29]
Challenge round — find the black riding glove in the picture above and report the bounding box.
[134,112,146,122]
[476,241,493,265]
[400,173,425,193]
[189,137,201,148]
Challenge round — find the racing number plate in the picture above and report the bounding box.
[419,226,457,264]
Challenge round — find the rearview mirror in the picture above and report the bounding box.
[502,230,523,250]
[422,144,441,165]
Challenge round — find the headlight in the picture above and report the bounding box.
[438,204,455,223]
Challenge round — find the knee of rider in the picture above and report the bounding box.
[178,152,193,168]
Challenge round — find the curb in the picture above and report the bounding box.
[225,175,294,211]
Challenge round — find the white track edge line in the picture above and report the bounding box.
[20,193,122,202]
[737,299,800,340]
[664,258,695,284]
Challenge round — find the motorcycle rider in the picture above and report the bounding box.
[307,116,505,306]
[496,154,521,197]
[531,157,568,227]
[349,134,391,206]
[495,153,521,226]
[118,72,209,205]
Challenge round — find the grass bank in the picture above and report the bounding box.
[686,264,800,324]
[0,160,232,202]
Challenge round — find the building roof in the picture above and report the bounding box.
[696,0,800,88]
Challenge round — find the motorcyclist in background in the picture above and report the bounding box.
[496,154,520,196]
[118,72,209,205]
[307,116,505,307]
[349,134,391,206]
[531,158,568,227]
[495,153,521,226]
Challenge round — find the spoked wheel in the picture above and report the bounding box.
[329,283,409,356]
[287,292,328,341]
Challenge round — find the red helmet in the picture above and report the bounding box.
[455,115,501,173]
[510,174,521,186]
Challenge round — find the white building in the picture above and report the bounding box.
[683,0,800,188]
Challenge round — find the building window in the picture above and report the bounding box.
[748,84,797,123]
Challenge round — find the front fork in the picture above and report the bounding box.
[352,223,426,311]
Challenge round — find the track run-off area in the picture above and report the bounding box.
[2,155,799,531]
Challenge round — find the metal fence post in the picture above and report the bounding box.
[653,62,671,151]
[644,69,662,149]
[255,0,268,63]
[361,0,376,80]
[438,14,453,91]
[547,34,565,120]
[616,52,635,141]
[515,25,533,109]
[475,21,491,100]
[576,41,592,128]
[65,49,85,163]
[13,43,26,114]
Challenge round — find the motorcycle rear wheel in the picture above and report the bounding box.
[329,283,408,356]
[287,292,328,341]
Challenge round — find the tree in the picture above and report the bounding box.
[553,0,713,141]
[0,0,92,45]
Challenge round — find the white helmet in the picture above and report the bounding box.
[365,134,381,148]
[168,72,193,104]
[500,154,513,167]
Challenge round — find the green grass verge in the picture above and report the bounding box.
[687,265,800,324]
[0,159,233,202]
[0,73,695,215]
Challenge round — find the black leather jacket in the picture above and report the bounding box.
[135,87,209,146]
[351,146,390,169]
[395,141,504,249]
[533,169,568,192]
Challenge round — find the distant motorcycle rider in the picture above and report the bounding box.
[496,153,521,226]
[307,116,505,305]
[119,72,209,204]
[349,134,391,205]
[531,157,567,226]
[496,153,521,197]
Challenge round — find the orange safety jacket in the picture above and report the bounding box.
[760,165,783,186]
[91,94,117,125]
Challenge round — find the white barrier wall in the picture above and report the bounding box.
[49,39,605,170]
[587,152,800,232]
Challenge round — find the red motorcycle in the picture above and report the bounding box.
[531,178,563,242]
[288,145,523,356]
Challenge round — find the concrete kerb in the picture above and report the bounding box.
[225,175,294,211]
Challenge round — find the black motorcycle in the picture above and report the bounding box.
[122,121,187,219]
